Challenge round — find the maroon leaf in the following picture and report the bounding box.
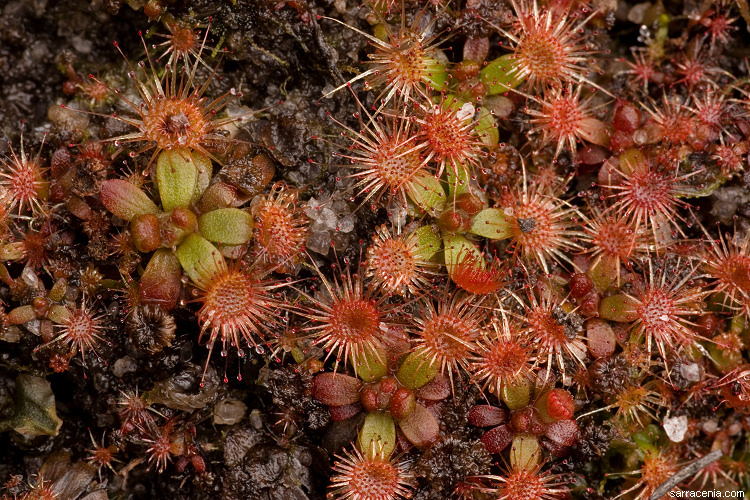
[468,405,508,427]
[481,424,513,454]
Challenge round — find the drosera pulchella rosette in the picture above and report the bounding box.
[507,283,586,382]
[39,299,110,371]
[410,291,487,394]
[477,461,570,500]
[599,256,709,370]
[413,93,489,196]
[524,84,612,159]
[489,0,602,92]
[150,16,216,70]
[470,313,536,399]
[176,233,293,383]
[323,104,436,212]
[328,440,415,500]
[581,208,648,288]
[639,94,700,146]
[700,222,750,314]
[473,171,587,274]
[250,181,311,273]
[613,448,686,500]
[577,366,665,429]
[298,257,404,381]
[601,149,698,250]
[65,27,255,167]
[365,223,439,296]
[0,124,50,217]
[320,3,449,108]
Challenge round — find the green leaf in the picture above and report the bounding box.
[619,148,647,175]
[447,162,470,199]
[587,258,618,291]
[396,350,438,390]
[708,337,744,371]
[411,225,442,261]
[373,23,388,43]
[157,148,200,211]
[47,304,71,325]
[469,208,514,240]
[679,177,725,198]
[632,425,662,455]
[443,233,481,276]
[191,151,213,206]
[480,54,525,95]
[354,344,389,383]
[500,377,532,410]
[6,305,36,325]
[2,375,63,437]
[100,179,160,221]
[598,294,640,323]
[48,278,67,303]
[176,233,227,289]
[423,55,449,91]
[509,434,541,471]
[406,172,446,216]
[730,315,746,336]
[199,208,254,246]
[358,412,396,460]
[476,106,499,146]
